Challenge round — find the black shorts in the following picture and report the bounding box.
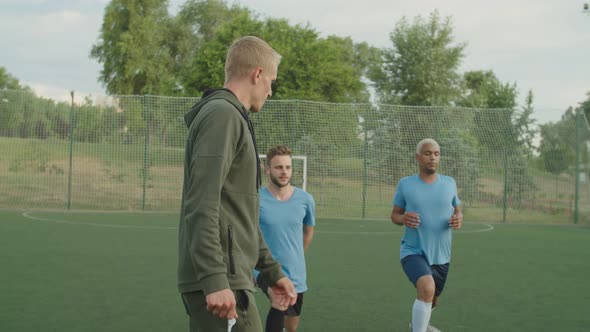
[256,274,305,317]
[284,292,304,317]
[401,254,450,297]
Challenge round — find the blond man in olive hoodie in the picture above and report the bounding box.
[178,36,296,332]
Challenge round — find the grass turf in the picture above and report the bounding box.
[1,210,589,331]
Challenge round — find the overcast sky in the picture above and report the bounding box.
[1,0,589,124]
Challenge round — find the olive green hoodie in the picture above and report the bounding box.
[177,89,284,295]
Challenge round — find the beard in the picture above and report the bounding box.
[270,174,291,188]
[422,165,437,175]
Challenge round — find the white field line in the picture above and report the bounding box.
[313,223,494,235]
[22,211,177,230]
[315,230,402,235]
[21,211,494,234]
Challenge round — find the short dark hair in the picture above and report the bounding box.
[266,145,292,166]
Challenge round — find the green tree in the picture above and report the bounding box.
[369,10,466,106]
[177,0,239,41]
[181,9,261,95]
[538,109,578,176]
[174,0,253,94]
[304,36,373,103]
[580,91,590,121]
[170,0,380,161]
[514,90,537,154]
[458,70,537,202]
[458,70,517,109]
[181,9,373,103]
[0,67,26,90]
[267,29,373,103]
[0,70,37,137]
[458,70,518,157]
[90,0,176,95]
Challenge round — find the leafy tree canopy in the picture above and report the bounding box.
[181,5,375,102]
[458,70,517,109]
[90,0,177,95]
[0,67,29,91]
[369,10,466,106]
[91,0,377,102]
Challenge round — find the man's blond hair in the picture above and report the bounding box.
[224,36,281,84]
[416,138,440,154]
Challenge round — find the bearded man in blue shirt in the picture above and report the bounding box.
[256,145,316,332]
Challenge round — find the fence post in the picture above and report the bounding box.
[67,91,75,210]
[503,149,508,223]
[502,108,512,223]
[574,109,581,224]
[361,108,368,221]
[142,96,150,211]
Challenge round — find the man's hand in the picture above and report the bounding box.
[450,212,463,230]
[206,289,238,319]
[268,277,297,310]
[403,212,421,228]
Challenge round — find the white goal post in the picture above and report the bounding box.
[259,154,308,192]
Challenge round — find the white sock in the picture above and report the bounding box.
[411,299,432,332]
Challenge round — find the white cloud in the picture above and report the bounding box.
[4,10,89,38]
[57,9,84,22]
[3,0,48,4]
[0,5,105,98]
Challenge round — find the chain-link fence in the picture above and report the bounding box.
[1,89,588,223]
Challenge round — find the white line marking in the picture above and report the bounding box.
[22,211,177,230]
[428,324,442,332]
[455,223,495,234]
[21,212,494,234]
[316,223,494,235]
[315,230,401,235]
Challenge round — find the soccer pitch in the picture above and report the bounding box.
[1,210,589,331]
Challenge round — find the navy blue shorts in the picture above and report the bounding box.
[401,254,450,297]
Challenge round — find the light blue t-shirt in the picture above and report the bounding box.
[256,187,316,293]
[393,174,460,265]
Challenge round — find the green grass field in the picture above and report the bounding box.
[1,210,589,331]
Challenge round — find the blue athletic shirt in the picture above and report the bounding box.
[255,187,316,293]
[392,174,460,265]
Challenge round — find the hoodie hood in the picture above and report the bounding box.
[184,88,246,128]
